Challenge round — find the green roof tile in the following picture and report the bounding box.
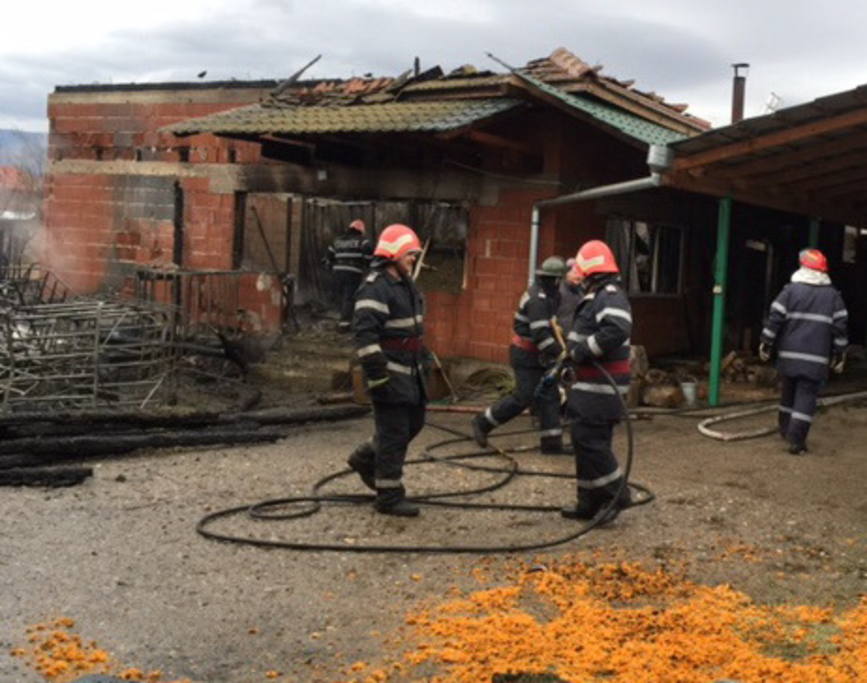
[516,71,688,146]
[163,99,522,136]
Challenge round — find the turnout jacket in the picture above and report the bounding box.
[511,281,563,367]
[327,229,373,275]
[566,275,632,422]
[353,264,427,405]
[761,268,848,381]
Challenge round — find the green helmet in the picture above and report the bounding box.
[535,255,568,278]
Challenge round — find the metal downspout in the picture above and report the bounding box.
[708,197,732,407]
[527,172,663,285]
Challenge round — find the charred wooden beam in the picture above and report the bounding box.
[0,403,370,440]
[0,428,286,467]
[0,466,92,487]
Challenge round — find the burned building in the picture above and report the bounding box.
[41,48,866,393]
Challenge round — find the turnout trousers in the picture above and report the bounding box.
[479,349,563,450]
[778,375,821,449]
[570,420,625,505]
[333,270,363,328]
[350,400,426,507]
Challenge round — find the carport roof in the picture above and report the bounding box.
[663,84,867,225]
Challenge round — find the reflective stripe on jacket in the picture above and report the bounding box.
[761,281,848,381]
[327,229,373,274]
[511,281,562,367]
[567,277,632,422]
[353,267,427,404]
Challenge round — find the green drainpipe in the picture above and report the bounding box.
[708,197,732,407]
[808,218,820,247]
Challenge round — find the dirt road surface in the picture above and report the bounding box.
[1,396,865,682]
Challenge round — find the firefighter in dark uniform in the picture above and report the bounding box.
[326,218,373,331]
[557,257,583,333]
[471,256,570,454]
[560,240,632,521]
[346,224,428,517]
[759,248,848,455]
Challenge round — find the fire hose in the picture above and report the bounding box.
[697,389,867,441]
[195,351,652,553]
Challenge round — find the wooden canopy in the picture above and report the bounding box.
[662,84,867,226]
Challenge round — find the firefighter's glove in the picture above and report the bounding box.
[540,348,561,369]
[534,370,559,400]
[831,351,846,374]
[758,342,772,363]
[570,343,590,366]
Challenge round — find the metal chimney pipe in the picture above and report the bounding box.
[731,62,749,123]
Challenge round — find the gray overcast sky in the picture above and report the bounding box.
[3,0,867,132]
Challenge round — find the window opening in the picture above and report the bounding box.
[605,217,683,295]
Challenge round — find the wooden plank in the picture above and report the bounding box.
[464,130,535,155]
[673,108,867,172]
[581,82,699,136]
[739,148,867,187]
[708,128,867,179]
[661,171,862,226]
[809,177,867,200]
[775,165,867,193]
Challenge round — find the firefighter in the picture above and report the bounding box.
[471,255,570,454]
[346,224,428,517]
[759,248,848,455]
[326,218,373,331]
[557,257,583,332]
[560,240,632,521]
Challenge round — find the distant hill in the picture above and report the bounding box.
[0,130,47,171]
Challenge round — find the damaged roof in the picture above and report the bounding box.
[162,47,708,144]
[165,98,522,135]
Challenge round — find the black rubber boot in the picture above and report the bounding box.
[374,498,420,517]
[347,443,376,491]
[374,487,420,517]
[562,484,630,521]
[560,498,600,520]
[471,414,489,448]
[540,438,570,455]
[787,442,808,455]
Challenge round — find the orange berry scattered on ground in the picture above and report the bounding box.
[345,557,867,683]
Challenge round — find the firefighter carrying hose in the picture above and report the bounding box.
[759,248,848,455]
[346,224,429,517]
[471,255,570,454]
[325,218,373,331]
[561,240,633,521]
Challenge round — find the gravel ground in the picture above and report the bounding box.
[1,397,865,682]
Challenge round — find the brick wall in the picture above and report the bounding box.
[44,85,280,327]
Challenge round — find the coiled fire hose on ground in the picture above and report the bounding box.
[696,390,867,441]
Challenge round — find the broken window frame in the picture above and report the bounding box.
[605,216,684,297]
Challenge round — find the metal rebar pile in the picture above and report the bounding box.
[0,300,176,412]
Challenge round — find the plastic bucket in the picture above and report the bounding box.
[680,381,697,407]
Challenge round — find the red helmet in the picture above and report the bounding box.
[574,240,619,276]
[348,218,365,233]
[374,224,421,260]
[799,248,827,272]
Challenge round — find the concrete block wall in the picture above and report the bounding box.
[43,85,287,330]
[424,188,558,363]
[47,90,266,164]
